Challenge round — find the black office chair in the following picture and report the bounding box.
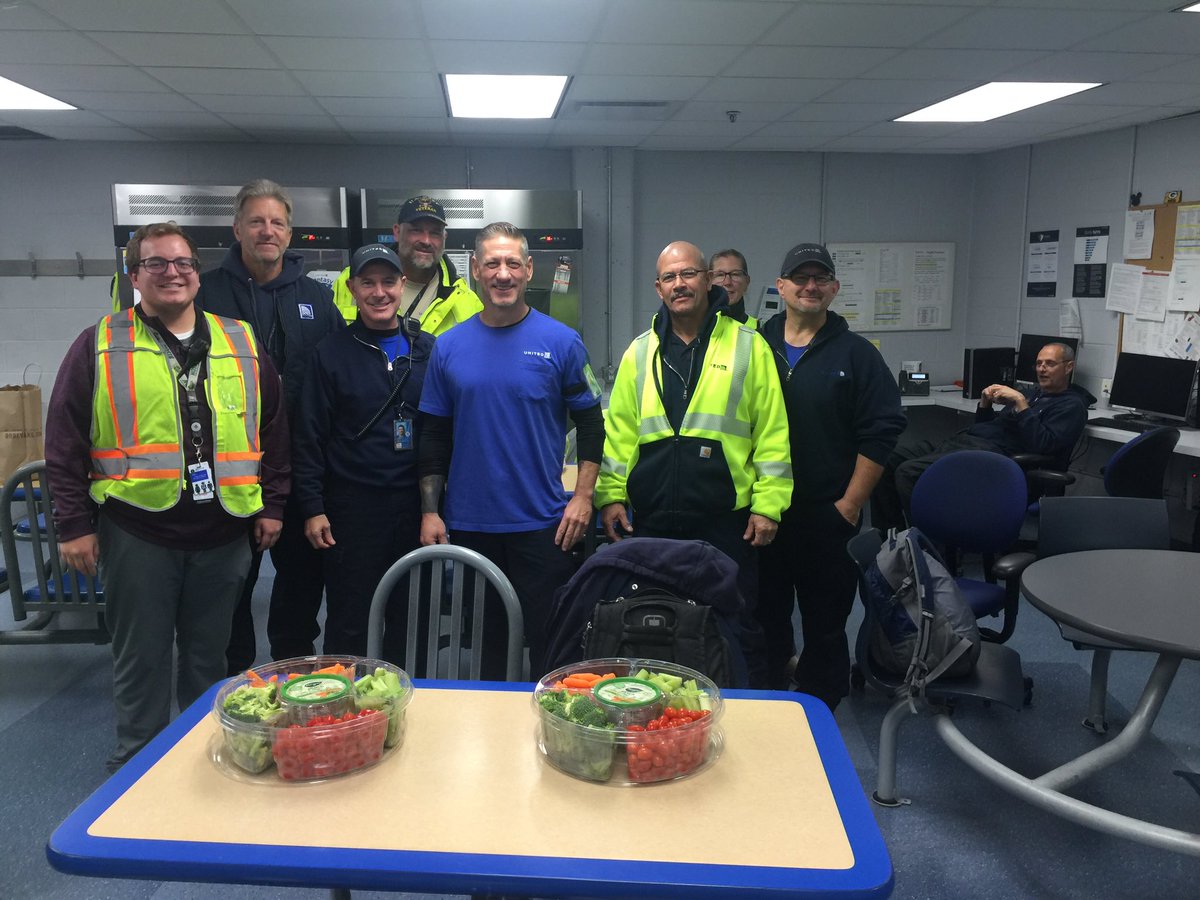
[1101,426,1180,498]
[847,529,1028,806]
[1035,495,1171,734]
[908,450,1036,643]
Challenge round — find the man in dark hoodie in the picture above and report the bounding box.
[596,241,792,617]
[756,243,906,705]
[195,178,344,673]
[872,341,1092,532]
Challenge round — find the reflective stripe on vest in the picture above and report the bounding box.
[89,309,263,515]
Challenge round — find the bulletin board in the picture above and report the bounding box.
[827,243,954,332]
[1119,202,1200,360]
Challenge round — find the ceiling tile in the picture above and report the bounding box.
[99,109,239,129]
[814,79,970,105]
[1002,103,1146,124]
[594,0,789,45]
[292,71,442,99]
[673,100,803,122]
[0,109,120,128]
[263,37,435,72]
[866,48,1047,81]
[1054,82,1200,107]
[0,3,65,28]
[420,0,607,42]
[89,33,277,68]
[723,47,900,79]
[53,91,202,113]
[765,3,975,48]
[334,116,451,135]
[819,134,928,151]
[213,113,342,132]
[637,133,743,150]
[146,68,303,96]
[1000,51,1193,82]
[921,9,1146,51]
[1,123,153,140]
[227,0,417,39]
[547,132,644,148]
[568,76,708,102]
[187,94,326,115]
[0,29,123,65]
[354,130,450,146]
[785,102,915,123]
[136,125,251,141]
[317,97,446,118]
[695,78,843,104]
[551,119,659,136]
[582,43,743,77]
[31,0,246,33]
[0,64,170,93]
[430,41,586,75]
[1071,13,1200,54]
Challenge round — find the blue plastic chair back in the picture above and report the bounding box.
[910,450,1028,554]
[1103,426,1179,499]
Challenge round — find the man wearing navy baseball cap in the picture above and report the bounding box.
[754,242,905,707]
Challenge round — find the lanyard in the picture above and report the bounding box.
[146,327,206,462]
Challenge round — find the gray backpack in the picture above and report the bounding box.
[863,527,981,694]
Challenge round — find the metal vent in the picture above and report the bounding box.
[128,193,237,218]
[436,198,485,220]
[568,100,675,121]
[0,125,51,140]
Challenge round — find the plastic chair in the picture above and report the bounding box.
[847,529,1027,806]
[0,460,108,645]
[1035,496,1171,734]
[365,544,525,681]
[908,450,1036,643]
[1101,426,1180,498]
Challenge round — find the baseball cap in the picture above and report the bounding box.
[396,195,447,225]
[350,243,402,277]
[780,243,835,278]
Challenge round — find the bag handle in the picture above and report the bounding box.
[22,363,42,386]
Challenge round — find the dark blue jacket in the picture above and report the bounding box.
[196,244,343,415]
[759,310,906,509]
[967,383,1092,469]
[291,321,434,519]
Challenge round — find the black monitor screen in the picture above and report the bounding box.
[1109,352,1197,421]
[1016,333,1079,384]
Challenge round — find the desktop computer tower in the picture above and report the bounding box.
[962,347,1015,399]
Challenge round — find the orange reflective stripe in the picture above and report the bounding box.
[216,451,261,462]
[218,476,259,486]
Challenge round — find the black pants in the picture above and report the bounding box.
[452,526,578,681]
[871,432,1001,533]
[756,502,860,709]
[635,507,768,688]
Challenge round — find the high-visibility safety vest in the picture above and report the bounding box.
[332,257,482,335]
[89,308,264,517]
[596,315,793,521]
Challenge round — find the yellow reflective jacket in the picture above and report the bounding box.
[597,311,792,528]
[332,256,482,335]
[89,309,264,517]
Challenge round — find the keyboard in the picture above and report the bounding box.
[1088,416,1170,434]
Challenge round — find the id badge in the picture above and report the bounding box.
[187,461,215,503]
[394,417,414,451]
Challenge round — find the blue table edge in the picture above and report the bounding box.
[47,680,893,898]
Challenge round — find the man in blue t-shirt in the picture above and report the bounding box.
[417,221,605,678]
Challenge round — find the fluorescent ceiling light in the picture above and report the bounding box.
[0,75,75,110]
[896,82,1101,123]
[445,74,568,119]
[1177,4,1200,12]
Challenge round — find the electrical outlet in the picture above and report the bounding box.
[1101,378,1113,397]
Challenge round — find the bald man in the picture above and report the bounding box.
[595,242,792,684]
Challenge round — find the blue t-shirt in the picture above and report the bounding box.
[785,343,808,369]
[419,309,601,532]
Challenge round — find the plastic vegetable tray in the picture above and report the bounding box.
[209,655,413,784]
[533,657,724,786]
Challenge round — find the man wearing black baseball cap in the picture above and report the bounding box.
[754,242,905,707]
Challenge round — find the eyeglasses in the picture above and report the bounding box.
[710,269,747,281]
[657,268,704,286]
[136,256,199,275]
[785,272,835,287]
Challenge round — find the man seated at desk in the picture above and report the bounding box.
[872,341,1094,531]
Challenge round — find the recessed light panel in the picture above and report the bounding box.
[0,76,75,111]
[445,74,568,119]
[896,82,1102,123]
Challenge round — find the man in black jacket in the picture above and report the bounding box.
[757,243,906,706]
[196,178,344,672]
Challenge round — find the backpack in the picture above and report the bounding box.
[863,527,980,694]
[542,538,760,688]
[582,587,735,688]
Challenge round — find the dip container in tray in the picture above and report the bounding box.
[211,655,412,783]
[533,657,723,785]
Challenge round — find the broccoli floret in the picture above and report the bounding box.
[538,691,570,720]
[222,684,280,723]
[567,697,612,729]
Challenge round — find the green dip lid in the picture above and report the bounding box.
[594,677,663,709]
[280,674,351,705]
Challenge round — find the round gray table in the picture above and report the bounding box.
[1020,549,1200,660]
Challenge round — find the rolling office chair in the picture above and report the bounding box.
[847,529,1028,806]
[1035,495,1171,734]
[1100,426,1180,498]
[0,460,108,645]
[365,544,525,681]
[908,450,1036,644]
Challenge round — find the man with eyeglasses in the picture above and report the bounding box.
[756,243,905,706]
[596,242,791,683]
[196,178,344,674]
[708,248,757,328]
[46,222,289,771]
[872,341,1090,532]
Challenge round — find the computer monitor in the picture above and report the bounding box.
[1108,351,1198,423]
[1015,333,1079,386]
